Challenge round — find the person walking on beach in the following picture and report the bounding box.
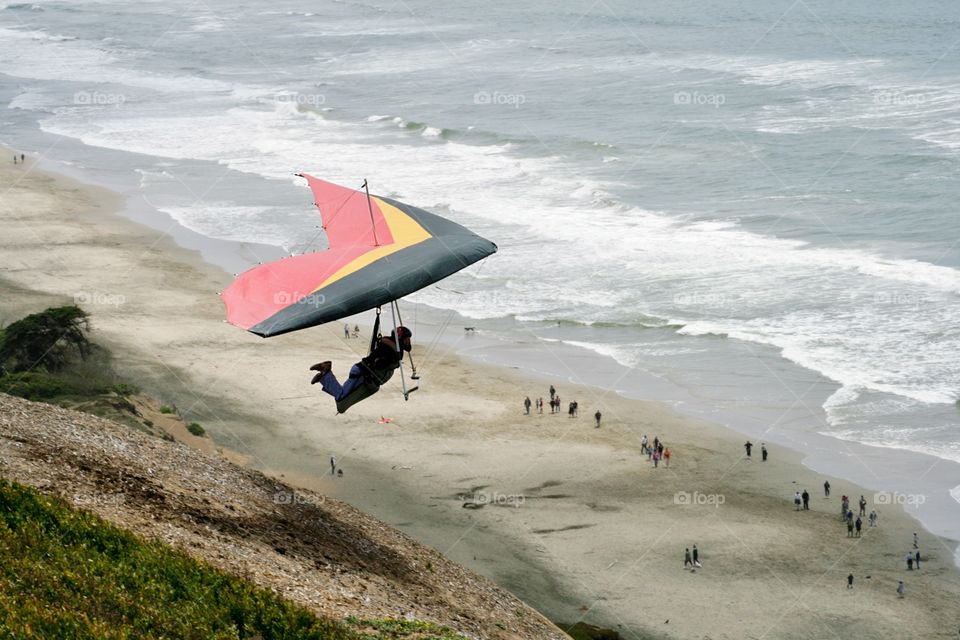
[869,509,878,527]
[641,435,648,455]
[692,544,700,567]
[744,441,753,458]
[684,547,693,569]
[847,573,854,589]
[794,491,802,511]
[907,552,914,570]
[824,480,831,498]
[568,402,575,417]
[859,495,867,516]
[802,489,810,510]
[846,509,854,525]
[330,456,337,475]
[524,396,532,415]
[549,385,556,401]
[594,410,602,427]
[915,550,921,569]
[653,449,660,468]
[12,154,17,165]
[847,520,854,537]
[841,497,849,520]
[664,447,671,467]
[913,532,919,549]
[761,442,768,461]
[855,516,862,537]
[537,397,544,414]
[897,581,905,598]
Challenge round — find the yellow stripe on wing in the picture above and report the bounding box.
[310,198,431,292]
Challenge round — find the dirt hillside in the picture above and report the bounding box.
[0,393,566,640]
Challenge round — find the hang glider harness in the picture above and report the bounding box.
[333,183,420,413]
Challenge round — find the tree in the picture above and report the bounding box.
[0,306,90,373]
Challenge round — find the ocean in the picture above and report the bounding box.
[2,0,959,548]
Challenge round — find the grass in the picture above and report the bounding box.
[0,478,355,640]
[344,617,470,639]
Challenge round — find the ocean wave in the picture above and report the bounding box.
[827,425,960,465]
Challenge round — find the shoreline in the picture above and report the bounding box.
[15,134,960,551]
[3,152,959,638]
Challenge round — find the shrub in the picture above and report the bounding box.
[187,422,205,437]
[110,383,140,396]
[159,405,175,414]
[0,479,354,639]
[0,306,90,373]
[0,372,80,400]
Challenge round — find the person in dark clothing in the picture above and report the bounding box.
[859,495,867,516]
[310,326,412,407]
[915,550,921,569]
[761,442,768,461]
[692,544,700,567]
[824,480,831,497]
[855,516,862,537]
[802,490,810,510]
[744,441,753,457]
[684,547,693,569]
[847,573,854,589]
[594,410,602,427]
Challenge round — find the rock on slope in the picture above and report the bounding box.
[0,393,566,640]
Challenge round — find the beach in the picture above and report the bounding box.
[2,154,959,638]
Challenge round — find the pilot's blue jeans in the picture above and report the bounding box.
[320,364,363,402]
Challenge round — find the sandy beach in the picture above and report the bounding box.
[2,154,959,639]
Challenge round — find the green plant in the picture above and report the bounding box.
[345,617,470,639]
[0,371,81,400]
[187,422,205,437]
[159,405,175,414]
[110,382,140,396]
[0,479,356,639]
[0,306,90,373]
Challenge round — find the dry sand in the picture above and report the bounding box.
[2,155,959,639]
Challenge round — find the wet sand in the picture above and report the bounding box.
[1,155,958,639]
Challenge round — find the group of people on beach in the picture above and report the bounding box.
[822,484,926,597]
[12,152,25,165]
[838,493,878,539]
[641,435,670,467]
[523,386,603,428]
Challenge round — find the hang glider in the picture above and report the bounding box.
[221,175,497,338]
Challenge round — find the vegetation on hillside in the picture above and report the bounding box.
[0,478,354,640]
